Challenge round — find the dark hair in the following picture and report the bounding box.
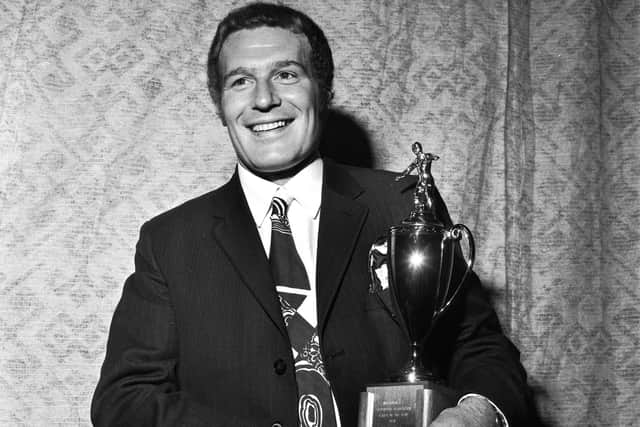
[207,2,334,113]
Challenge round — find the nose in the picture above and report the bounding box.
[253,80,280,111]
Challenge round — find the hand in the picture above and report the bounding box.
[429,396,497,427]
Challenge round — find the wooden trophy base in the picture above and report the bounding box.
[357,380,458,427]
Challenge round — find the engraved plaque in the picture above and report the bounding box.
[358,381,458,427]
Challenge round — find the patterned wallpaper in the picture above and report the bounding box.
[1,1,638,425]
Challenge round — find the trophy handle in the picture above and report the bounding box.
[435,224,475,316]
[368,236,388,294]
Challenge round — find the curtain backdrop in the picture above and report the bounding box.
[1,1,638,425]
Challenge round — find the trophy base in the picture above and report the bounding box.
[357,380,458,427]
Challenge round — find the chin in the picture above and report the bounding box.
[256,156,300,172]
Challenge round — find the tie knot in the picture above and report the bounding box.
[271,196,289,222]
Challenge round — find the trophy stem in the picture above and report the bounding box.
[397,341,436,383]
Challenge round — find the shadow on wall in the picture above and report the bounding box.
[320,108,374,168]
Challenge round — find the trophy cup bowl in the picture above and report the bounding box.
[387,222,475,382]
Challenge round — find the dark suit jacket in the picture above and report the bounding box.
[92,160,535,426]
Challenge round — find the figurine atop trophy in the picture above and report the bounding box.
[395,141,443,226]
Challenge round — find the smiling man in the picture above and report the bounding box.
[92,3,538,426]
[218,26,323,182]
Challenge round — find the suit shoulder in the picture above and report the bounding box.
[140,183,227,236]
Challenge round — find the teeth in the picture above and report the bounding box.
[251,120,288,132]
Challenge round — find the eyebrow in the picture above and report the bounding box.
[222,60,309,83]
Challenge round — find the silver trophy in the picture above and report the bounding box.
[359,142,475,426]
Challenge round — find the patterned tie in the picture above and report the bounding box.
[269,196,337,427]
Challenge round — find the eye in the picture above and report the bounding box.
[229,76,251,89]
[275,70,298,83]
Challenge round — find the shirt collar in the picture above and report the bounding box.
[238,158,324,229]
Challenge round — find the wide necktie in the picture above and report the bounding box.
[269,196,337,427]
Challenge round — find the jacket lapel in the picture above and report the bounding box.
[316,161,369,334]
[210,171,288,337]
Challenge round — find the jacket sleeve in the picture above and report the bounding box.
[437,271,540,427]
[91,224,237,426]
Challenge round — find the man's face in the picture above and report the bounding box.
[218,27,322,179]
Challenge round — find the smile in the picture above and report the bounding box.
[250,120,292,133]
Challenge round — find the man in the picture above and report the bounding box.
[92,3,537,426]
